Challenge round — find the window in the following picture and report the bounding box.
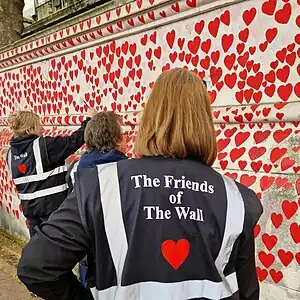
[35,0,50,5]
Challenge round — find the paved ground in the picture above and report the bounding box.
[0,231,40,300]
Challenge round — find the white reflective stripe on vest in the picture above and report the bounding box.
[13,165,68,185]
[97,162,128,284]
[18,183,68,200]
[94,163,244,300]
[70,162,79,185]
[215,176,245,275]
[33,137,44,174]
[91,272,238,300]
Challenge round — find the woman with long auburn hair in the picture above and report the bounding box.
[135,68,216,165]
[18,68,262,300]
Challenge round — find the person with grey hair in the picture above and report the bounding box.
[65,111,128,288]
[66,111,127,191]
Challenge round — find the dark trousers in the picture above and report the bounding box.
[26,216,49,238]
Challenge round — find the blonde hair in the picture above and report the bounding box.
[7,111,40,137]
[135,68,217,166]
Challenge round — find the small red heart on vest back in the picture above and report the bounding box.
[161,239,190,270]
[18,164,27,174]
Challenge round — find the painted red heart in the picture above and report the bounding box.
[187,36,201,54]
[249,146,266,160]
[230,147,246,162]
[194,20,205,35]
[271,213,283,228]
[278,250,294,267]
[186,0,196,8]
[208,17,220,38]
[253,130,271,144]
[222,34,234,52]
[262,0,277,16]
[256,266,268,282]
[275,177,288,188]
[258,251,275,268]
[253,224,261,237]
[201,39,211,54]
[217,138,230,152]
[166,30,175,49]
[260,176,275,191]
[224,73,237,88]
[270,147,287,163]
[276,66,290,83]
[18,164,27,174]
[290,223,300,244]
[220,10,230,26]
[220,160,228,170]
[269,269,283,283]
[239,28,249,42]
[294,82,300,98]
[250,161,262,173]
[296,179,300,196]
[262,233,277,251]
[265,70,276,83]
[265,27,278,43]
[281,157,295,171]
[274,128,292,143]
[161,239,190,270]
[242,8,256,26]
[247,72,263,90]
[235,132,250,147]
[259,41,268,52]
[275,3,292,24]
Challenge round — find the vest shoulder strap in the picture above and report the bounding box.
[215,175,245,276]
[33,137,43,174]
[70,160,79,185]
[6,148,12,178]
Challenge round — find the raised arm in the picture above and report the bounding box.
[17,191,93,300]
[43,108,97,167]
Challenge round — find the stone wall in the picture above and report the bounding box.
[0,0,299,298]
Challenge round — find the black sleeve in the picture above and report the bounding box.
[236,232,259,300]
[43,118,90,167]
[236,187,263,300]
[17,191,94,300]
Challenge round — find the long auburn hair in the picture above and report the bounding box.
[135,68,217,166]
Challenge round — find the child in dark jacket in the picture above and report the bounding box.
[66,111,127,287]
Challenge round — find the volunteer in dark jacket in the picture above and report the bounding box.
[7,108,96,237]
[66,111,127,194]
[18,68,263,300]
[66,111,127,288]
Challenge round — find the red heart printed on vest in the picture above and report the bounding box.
[18,164,27,174]
[161,239,190,270]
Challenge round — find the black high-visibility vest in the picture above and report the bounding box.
[7,137,68,217]
[74,157,262,300]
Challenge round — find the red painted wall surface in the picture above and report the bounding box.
[0,0,299,298]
